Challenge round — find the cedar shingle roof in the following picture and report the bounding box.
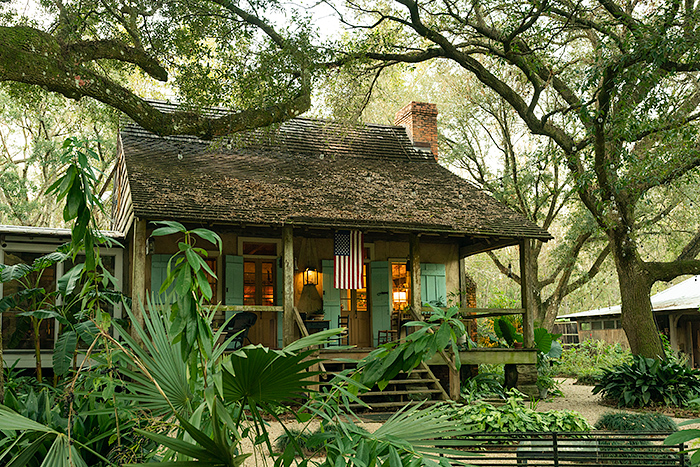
[119,118,552,240]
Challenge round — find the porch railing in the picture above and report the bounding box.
[421,305,525,320]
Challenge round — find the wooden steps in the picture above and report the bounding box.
[323,361,449,411]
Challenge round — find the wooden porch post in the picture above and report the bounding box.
[131,218,147,339]
[520,239,535,348]
[283,225,295,347]
[409,233,421,315]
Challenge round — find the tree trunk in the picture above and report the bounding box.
[612,235,664,359]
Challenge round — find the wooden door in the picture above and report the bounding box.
[340,265,372,347]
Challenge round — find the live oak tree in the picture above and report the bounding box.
[440,77,612,331]
[0,0,316,138]
[0,85,118,227]
[325,61,614,331]
[338,0,700,358]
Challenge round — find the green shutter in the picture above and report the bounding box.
[371,261,392,347]
[225,256,244,326]
[151,254,175,302]
[225,256,244,306]
[421,263,446,307]
[322,260,341,329]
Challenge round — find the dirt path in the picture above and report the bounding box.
[537,378,700,429]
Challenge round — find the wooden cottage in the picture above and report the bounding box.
[112,101,553,398]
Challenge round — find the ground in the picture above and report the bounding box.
[538,378,700,428]
[239,377,700,466]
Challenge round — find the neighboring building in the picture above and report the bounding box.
[0,225,124,368]
[559,275,700,364]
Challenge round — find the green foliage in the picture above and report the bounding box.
[355,305,466,389]
[461,372,505,403]
[451,391,591,434]
[554,340,632,383]
[150,221,222,363]
[0,86,117,227]
[595,412,677,432]
[494,317,522,347]
[0,375,156,466]
[593,354,700,408]
[665,421,700,466]
[46,138,108,271]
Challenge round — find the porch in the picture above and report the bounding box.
[211,298,539,402]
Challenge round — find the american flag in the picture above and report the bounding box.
[334,230,364,289]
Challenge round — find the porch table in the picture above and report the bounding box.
[303,319,330,333]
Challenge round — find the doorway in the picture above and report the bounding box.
[340,265,371,347]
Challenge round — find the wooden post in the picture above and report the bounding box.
[131,218,147,339]
[520,239,535,348]
[283,226,295,347]
[409,233,421,316]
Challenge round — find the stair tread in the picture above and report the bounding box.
[385,378,440,384]
[359,389,444,396]
[349,400,439,409]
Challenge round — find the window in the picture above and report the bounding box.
[239,238,279,306]
[391,262,410,312]
[0,244,123,352]
[243,259,276,306]
[340,264,368,314]
[242,242,277,256]
[580,322,592,331]
[603,320,616,330]
[591,321,603,330]
[1,251,57,350]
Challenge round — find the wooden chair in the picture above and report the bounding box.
[338,315,350,346]
[224,311,258,350]
[377,313,400,345]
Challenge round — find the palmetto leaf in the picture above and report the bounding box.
[221,345,320,407]
[114,297,196,417]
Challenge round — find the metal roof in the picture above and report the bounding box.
[0,224,124,239]
[559,275,700,320]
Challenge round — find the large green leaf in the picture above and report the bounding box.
[53,331,77,377]
[0,263,32,283]
[57,263,85,296]
[114,298,196,417]
[41,434,88,467]
[0,288,46,313]
[150,220,186,237]
[0,405,58,433]
[221,346,320,407]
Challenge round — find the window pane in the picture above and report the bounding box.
[580,322,591,331]
[391,263,409,312]
[591,321,603,330]
[603,320,615,330]
[243,261,256,304]
[242,242,277,256]
[2,251,57,350]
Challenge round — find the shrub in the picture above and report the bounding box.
[451,391,591,433]
[593,354,700,408]
[555,340,631,383]
[595,412,677,432]
[461,372,505,403]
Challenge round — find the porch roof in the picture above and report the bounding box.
[120,118,552,241]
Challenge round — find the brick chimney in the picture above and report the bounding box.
[394,102,438,158]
